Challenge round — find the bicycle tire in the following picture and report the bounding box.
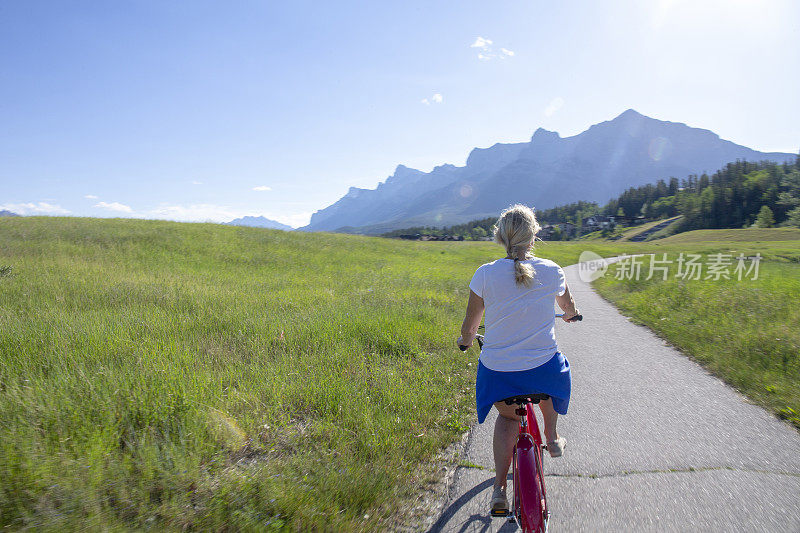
[526,403,549,527]
[533,438,549,529]
[514,433,546,532]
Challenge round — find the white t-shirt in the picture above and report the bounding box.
[468,257,567,372]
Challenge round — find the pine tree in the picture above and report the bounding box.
[668,177,679,196]
[786,207,800,227]
[756,205,775,228]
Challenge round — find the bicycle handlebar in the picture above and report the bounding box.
[458,334,483,351]
[459,313,582,351]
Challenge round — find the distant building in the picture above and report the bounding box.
[539,224,556,240]
[416,234,464,241]
[539,222,576,241]
[558,222,577,238]
[581,215,615,231]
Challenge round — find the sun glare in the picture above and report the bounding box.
[652,0,776,31]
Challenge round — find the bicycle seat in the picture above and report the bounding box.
[503,393,550,405]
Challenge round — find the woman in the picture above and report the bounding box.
[456,204,580,514]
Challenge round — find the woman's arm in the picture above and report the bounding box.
[457,290,485,348]
[556,283,580,321]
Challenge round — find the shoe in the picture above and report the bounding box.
[547,436,566,458]
[490,485,508,514]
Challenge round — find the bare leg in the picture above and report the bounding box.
[538,398,559,442]
[492,402,520,488]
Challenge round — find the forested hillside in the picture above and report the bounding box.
[603,158,800,231]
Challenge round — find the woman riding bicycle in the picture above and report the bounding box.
[457,204,580,515]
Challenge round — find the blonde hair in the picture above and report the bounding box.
[493,204,541,287]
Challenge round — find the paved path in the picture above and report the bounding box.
[430,262,800,532]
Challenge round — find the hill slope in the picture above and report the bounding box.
[657,227,800,243]
[303,110,796,234]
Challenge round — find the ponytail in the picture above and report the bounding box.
[493,205,540,287]
[513,255,535,288]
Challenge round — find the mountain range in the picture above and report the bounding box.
[225,216,293,231]
[301,109,796,234]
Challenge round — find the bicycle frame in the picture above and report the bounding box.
[511,402,549,532]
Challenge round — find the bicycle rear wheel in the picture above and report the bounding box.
[513,433,547,533]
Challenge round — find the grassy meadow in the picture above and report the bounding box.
[656,227,800,243]
[593,231,800,429]
[0,217,633,531]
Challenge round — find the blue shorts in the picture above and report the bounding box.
[475,352,572,424]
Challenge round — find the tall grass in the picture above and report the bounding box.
[0,217,478,530]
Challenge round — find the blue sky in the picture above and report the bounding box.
[2,0,798,227]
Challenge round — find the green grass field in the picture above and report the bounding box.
[0,217,476,531]
[656,227,800,243]
[0,217,636,531]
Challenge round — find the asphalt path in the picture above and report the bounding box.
[429,262,800,532]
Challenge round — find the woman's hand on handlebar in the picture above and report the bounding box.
[457,335,473,350]
[560,310,582,322]
[556,285,581,322]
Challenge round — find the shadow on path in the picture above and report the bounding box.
[427,475,518,533]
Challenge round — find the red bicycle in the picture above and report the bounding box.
[460,313,581,533]
[495,393,551,532]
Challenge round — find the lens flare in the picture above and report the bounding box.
[648,137,672,161]
[208,408,247,448]
[460,184,473,198]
